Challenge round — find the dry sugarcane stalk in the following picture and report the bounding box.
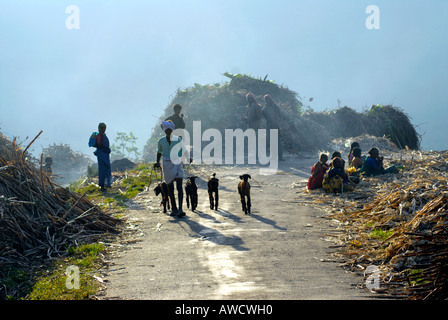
[302,149,448,299]
[0,140,123,293]
[22,130,43,156]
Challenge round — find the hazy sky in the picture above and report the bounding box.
[1,0,447,160]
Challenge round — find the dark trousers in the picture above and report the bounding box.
[168,178,183,212]
[97,155,112,188]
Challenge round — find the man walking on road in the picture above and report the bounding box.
[154,120,189,217]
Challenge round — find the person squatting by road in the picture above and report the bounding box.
[154,120,191,218]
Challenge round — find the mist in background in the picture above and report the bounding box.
[1,0,447,160]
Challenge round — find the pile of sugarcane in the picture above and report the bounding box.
[302,150,448,299]
[143,73,420,161]
[328,134,401,154]
[0,137,122,271]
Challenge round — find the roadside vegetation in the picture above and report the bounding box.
[27,243,106,300]
[2,162,159,300]
[70,163,160,209]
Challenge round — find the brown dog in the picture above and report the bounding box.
[238,174,251,215]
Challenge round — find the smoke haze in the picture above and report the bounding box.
[1,0,447,160]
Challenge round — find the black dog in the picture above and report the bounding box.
[185,176,198,211]
[207,173,219,210]
[154,182,170,213]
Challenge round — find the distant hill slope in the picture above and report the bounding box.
[143,73,420,162]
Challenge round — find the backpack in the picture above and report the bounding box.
[88,132,99,147]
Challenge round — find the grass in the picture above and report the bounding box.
[369,228,395,241]
[115,163,160,199]
[0,268,31,300]
[27,243,106,300]
[406,269,430,286]
[70,163,160,209]
[1,243,107,300]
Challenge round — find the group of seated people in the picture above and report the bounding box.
[307,142,399,194]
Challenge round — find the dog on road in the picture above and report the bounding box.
[185,176,198,211]
[238,174,251,215]
[207,173,219,210]
[154,182,170,213]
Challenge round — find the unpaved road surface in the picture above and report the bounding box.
[102,155,375,300]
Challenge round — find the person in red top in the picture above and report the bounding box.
[307,154,329,190]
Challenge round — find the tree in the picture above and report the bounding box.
[111,131,141,159]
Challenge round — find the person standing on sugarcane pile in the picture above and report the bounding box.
[263,94,284,161]
[243,93,263,130]
[164,104,185,130]
[163,104,186,143]
[94,122,112,192]
[361,147,398,176]
[154,120,190,218]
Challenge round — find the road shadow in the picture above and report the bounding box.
[193,209,220,223]
[170,217,249,252]
[249,213,287,231]
[215,208,245,224]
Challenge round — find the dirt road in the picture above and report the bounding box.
[102,155,374,300]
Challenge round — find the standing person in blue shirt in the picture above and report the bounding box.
[154,120,190,217]
[94,122,112,192]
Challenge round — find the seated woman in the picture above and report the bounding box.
[349,147,364,169]
[307,154,329,190]
[346,147,364,184]
[323,157,353,193]
[347,142,360,165]
[361,147,398,176]
[330,151,345,169]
